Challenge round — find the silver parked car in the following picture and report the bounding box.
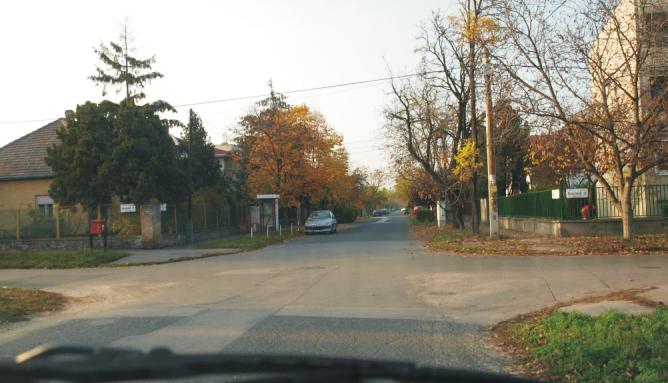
[304,210,337,234]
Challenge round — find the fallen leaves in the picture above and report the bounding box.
[410,223,668,256]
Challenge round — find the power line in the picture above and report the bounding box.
[171,71,440,108]
[0,71,441,126]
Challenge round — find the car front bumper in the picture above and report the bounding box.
[304,225,333,233]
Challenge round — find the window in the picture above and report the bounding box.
[649,77,667,114]
[35,195,54,216]
[645,12,668,46]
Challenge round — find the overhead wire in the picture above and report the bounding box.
[0,71,441,126]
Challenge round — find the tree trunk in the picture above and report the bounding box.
[455,204,465,229]
[620,185,634,240]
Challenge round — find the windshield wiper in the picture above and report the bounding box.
[1,344,538,383]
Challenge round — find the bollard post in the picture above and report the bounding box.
[250,225,254,239]
[54,205,61,240]
[291,223,293,235]
[266,225,269,238]
[15,209,20,240]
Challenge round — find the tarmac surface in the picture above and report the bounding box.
[1,214,667,379]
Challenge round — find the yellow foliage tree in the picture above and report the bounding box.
[453,139,483,183]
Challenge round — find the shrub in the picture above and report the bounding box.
[333,207,358,223]
[415,208,435,223]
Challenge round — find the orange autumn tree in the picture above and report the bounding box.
[236,89,352,209]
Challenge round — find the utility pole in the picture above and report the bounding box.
[186,120,194,244]
[483,46,499,238]
[468,0,480,235]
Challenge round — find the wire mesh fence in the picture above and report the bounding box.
[160,202,245,235]
[0,202,247,241]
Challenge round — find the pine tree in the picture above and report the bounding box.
[177,110,222,242]
[88,24,181,205]
[177,110,221,193]
[46,102,117,210]
[89,23,163,105]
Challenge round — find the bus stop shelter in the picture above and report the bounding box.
[255,194,280,230]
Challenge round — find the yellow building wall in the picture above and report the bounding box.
[0,179,52,210]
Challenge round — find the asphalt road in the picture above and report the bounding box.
[1,214,667,377]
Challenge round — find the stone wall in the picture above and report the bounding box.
[0,235,142,251]
[0,226,240,252]
[499,216,668,237]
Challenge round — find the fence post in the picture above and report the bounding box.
[15,208,20,240]
[173,207,178,235]
[203,204,208,231]
[54,204,61,240]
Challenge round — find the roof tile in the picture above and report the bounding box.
[0,119,64,181]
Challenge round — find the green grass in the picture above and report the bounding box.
[408,216,436,226]
[197,231,302,250]
[0,249,128,269]
[431,227,476,244]
[512,307,668,382]
[0,287,67,323]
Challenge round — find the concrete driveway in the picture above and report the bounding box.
[1,215,666,374]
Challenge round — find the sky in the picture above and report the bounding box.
[0,0,453,172]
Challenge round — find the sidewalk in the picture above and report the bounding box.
[111,248,240,265]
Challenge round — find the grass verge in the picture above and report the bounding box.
[0,287,67,323]
[197,231,303,250]
[493,289,667,382]
[410,221,668,256]
[0,250,129,269]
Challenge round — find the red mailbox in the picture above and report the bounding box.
[89,219,105,236]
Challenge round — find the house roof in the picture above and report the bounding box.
[0,119,64,181]
[214,143,236,159]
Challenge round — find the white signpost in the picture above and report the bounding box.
[436,201,447,228]
[565,188,588,199]
[551,189,560,200]
[120,203,137,213]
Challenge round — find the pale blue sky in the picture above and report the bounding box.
[0,0,453,171]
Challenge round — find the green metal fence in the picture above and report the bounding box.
[498,184,668,220]
[596,184,668,218]
[498,189,571,219]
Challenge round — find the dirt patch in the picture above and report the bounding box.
[490,287,663,381]
[53,282,180,316]
[411,224,668,256]
[0,287,67,324]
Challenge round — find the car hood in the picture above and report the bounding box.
[305,218,331,226]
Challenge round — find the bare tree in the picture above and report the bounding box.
[385,75,470,228]
[497,0,668,239]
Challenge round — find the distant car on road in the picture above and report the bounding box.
[305,210,337,234]
[371,209,388,217]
